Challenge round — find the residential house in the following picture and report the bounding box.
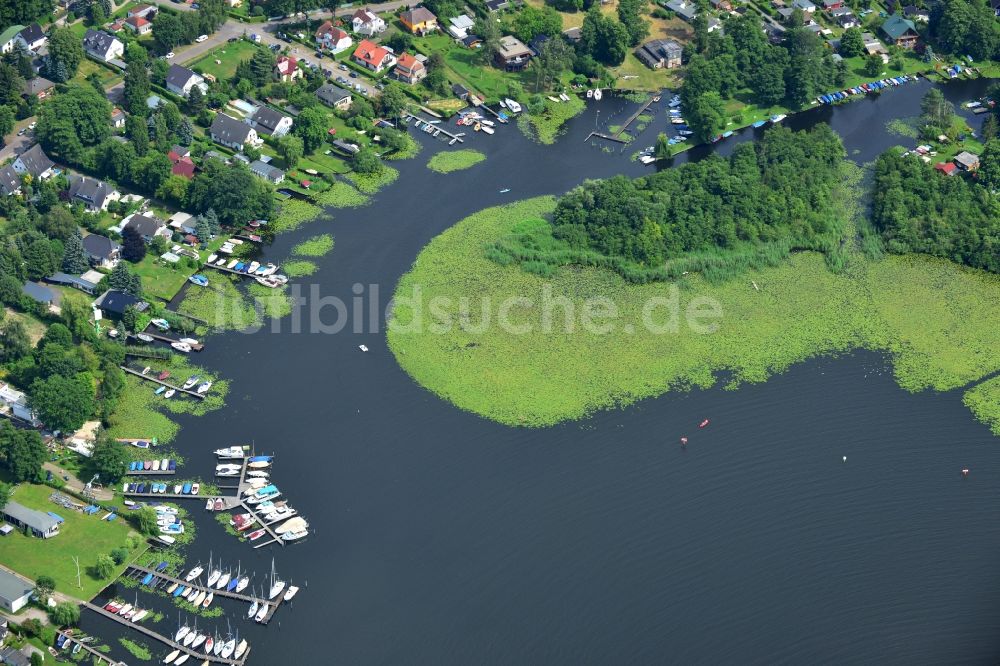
[0,166,21,197]
[0,25,24,54]
[563,26,582,43]
[461,34,483,48]
[111,107,126,128]
[315,21,353,51]
[664,0,698,21]
[634,38,683,69]
[485,0,509,10]
[821,0,843,9]
[46,272,99,294]
[169,153,196,179]
[352,39,396,72]
[393,52,426,83]
[792,0,816,11]
[12,144,55,180]
[165,64,207,97]
[124,16,153,35]
[316,83,353,110]
[934,161,957,176]
[92,289,149,321]
[0,570,34,612]
[249,160,285,184]
[127,3,156,18]
[862,32,888,56]
[82,233,121,268]
[709,0,733,11]
[992,0,1000,17]
[68,175,119,212]
[22,76,54,100]
[15,24,46,52]
[835,12,859,28]
[1,501,59,538]
[448,14,475,39]
[83,29,124,62]
[21,281,56,308]
[332,139,361,154]
[954,151,980,171]
[210,113,261,150]
[902,4,929,21]
[124,212,170,242]
[0,646,31,666]
[0,384,39,427]
[249,105,294,137]
[881,13,918,48]
[274,55,302,81]
[351,9,387,36]
[495,35,532,71]
[400,7,438,35]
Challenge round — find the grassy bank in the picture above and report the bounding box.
[427,149,487,173]
[0,484,142,599]
[518,95,586,145]
[387,193,1000,427]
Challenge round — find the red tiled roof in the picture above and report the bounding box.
[171,157,195,179]
[396,52,422,70]
[125,16,149,27]
[275,55,298,75]
[934,162,957,175]
[353,39,390,64]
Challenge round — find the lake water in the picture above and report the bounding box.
[82,78,1000,665]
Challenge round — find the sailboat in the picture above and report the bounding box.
[206,556,221,587]
[247,597,259,620]
[234,639,249,660]
[184,564,203,582]
[215,570,230,590]
[268,558,285,600]
[191,632,207,649]
[174,655,190,665]
[203,635,213,655]
[183,620,198,647]
[163,649,180,664]
[175,622,189,643]
[202,592,214,608]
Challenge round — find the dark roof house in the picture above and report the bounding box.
[249,105,293,137]
[68,175,118,211]
[634,38,683,69]
[93,289,149,319]
[209,113,258,150]
[0,166,20,197]
[12,144,55,179]
[881,13,919,47]
[82,233,121,267]
[316,83,352,109]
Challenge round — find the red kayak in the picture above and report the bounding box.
[699,419,710,428]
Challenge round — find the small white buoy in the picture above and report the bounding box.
[359,344,368,352]
[842,456,847,463]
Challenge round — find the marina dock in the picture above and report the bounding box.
[127,468,177,476]
[141,330,205,351]
[120,366,206,400]
[123,490,204,500]
[403,111,464,145]
[56,630,120,665]
[203,263,270,279]
[586,94,657,144]
[82,601,252,665]
[241,500,285,549]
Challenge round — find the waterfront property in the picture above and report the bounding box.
[93,289,150,321]
[495,36,532,71]
[0,570,34,613]
[634,39,683,70]
[881,13,919,49]
[393,52,427,84]
[248,106,293,138]
[1,500,61,538]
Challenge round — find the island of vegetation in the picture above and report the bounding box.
[388,127,1000,429]
[427,149,487,173]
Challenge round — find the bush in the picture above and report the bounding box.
[110,547,130,565]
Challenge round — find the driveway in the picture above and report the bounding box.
[0,117,35,162]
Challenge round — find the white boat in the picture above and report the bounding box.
[255,276,281,289]
[247,599,259,619]
[220,639,236,659]
[196,381,212,394]
[191,634,206,649]
[202,592,214,608]
[213,636,225,657]
[593,89,603,100]
[174,484,183,494]
[190,590,205,606]
[183,630,197,646]
[206,569,221,587]
[247,261,260,274]
[284,585,299,601]
[504,98,522,113]
[163,649,180,664]
[215,446,245,459]
[247,460,270,469]
[481,125,495,135]
[182,376,199,389]
[171,342,192,353]
[359,344,368,352]
[179,337,199,346]
[268,558,285,600]
[234,640,248,659]
[216,469,239,477]
[226,259,239,269]
[207,254,217,263]
[152,460,161,471]
[174,655,189,665]
[164,389,176,398]
[158,506,179,515]
[235,576,250,593]
[274,517,308,535]
[246,471,269,479]
[282,530,308,541]
[131,609,148,623]
[215,572,230,590]
[158,535,176,545]
[586,89,593,98]
[175,626,190,642]
[255,603,268,622]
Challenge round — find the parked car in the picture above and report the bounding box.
[350,71,358,78]
[17,128,25,136]
[314,51,324,59]
[270,43,281,51]
[339,63,348,71]
[196,34,208,42]
[165,51,175,59]
[28,121,36,130]
[228,36,238,42]
[336,76,347,84]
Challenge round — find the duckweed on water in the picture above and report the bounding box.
[314,181,369,208]
[283,260,318,277]
[964,376,1000,435]
[387,195,1000,428]
[344,166,400,194]
[119,638,151,661]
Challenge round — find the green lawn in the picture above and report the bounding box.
[188,40,262,81]
[0,484,143,600]
[132,254,198,303]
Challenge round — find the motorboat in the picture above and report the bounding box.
[282,529,308,541]
[188,274,209,287]
[205,498,215,510]
[179,337,199,346]
[247,460,270,469]
[586,89,593,98]
[284,585,299,601]
[132,609,148,622]
[699,419,710,428]
[215,446,245,459]
[504,98,521,113]
[183,376,200,389]
[117,604,133,616]
[190,590,205,606]
[166,582,178,594]
[195,382,212,394]
[137,333,154,343]
[171,342,192,353]
[164,389,176,398]
[255,276,281,288]
[151,318,170,331]
[593,89,603,100]
[248,528,266,541]
[274,517,307,535]
[246,471,269,479]
[191,483,200,494]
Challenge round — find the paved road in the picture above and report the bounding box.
[0,117,35,162]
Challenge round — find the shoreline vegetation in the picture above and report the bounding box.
[387,187,1000,428]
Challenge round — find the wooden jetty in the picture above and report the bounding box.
[585,94,657,144]
[120,366,206,400]
[202,263,272,280]
[141,330,205,352]
[403,111,464,145]
[82,601,252,665]
[471,100,508,123]
[239,500,285,550]
[56,630,121,665]
[123,490,203,500]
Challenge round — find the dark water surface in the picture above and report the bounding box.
[82,78,1000,665]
